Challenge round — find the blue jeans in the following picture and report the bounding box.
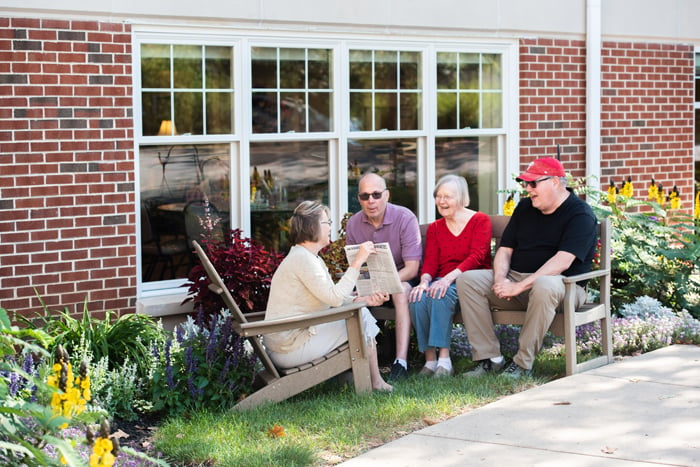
[409,281,459,352]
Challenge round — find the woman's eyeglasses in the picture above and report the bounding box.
[320,220,332,226]
[358,190,386,201]
[519,176,553,189]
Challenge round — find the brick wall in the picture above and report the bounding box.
[0,17,136,319]
[601,41,694,210]
[519,38,588,176]
[520,38,695,213]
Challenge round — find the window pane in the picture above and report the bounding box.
[375,50,397,89]
[459,53,479,90]
[482,53,501,90]
[400,51,420,89]
[347,139,417,214]
[206,92,233,134]
[349,50,372,89]
[141,44,170,89]
[375,92,397,131]
[459,92,479,129]
[139,144,231,281]
[250,141,329,252]
[205,46,233,89]
[436,52,457,89]
[174,92,203,135]
[399,92,419,130]
[251,47,277,89]
[435,136,498,214]
[279,48,306,89]
[482,92,502,128]
[280,92,306,132]
[252,92,278,133]
[173,45,202,89]
[309,92,331,132]
[142,92,171,136]
[437,92,457,129]
[350,92,372,131]
[308,49,331,89]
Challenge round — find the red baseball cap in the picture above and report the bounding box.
[516,157,566,182]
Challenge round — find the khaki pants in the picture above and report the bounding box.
[456,269,587,370]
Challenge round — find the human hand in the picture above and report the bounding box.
[492,279,521,300]
[427,277,451,299]
[409,282,428,303]
[353,241,376,266]
[363,291,389,307]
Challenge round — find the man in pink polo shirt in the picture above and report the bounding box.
[346,173,422,381]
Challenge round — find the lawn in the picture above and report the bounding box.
[151,355,561,466]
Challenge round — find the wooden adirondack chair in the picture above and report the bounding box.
[191,240,372,410]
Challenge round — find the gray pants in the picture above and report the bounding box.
[456,269,587,370]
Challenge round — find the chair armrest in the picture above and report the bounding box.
[562,268,610,284]
[237,301,367,337]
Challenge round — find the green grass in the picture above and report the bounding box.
[153,356,558,466]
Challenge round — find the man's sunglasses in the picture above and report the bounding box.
[358,190,386,201]
[519,176,553,189]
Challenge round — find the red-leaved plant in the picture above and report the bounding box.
[185,229,285,314]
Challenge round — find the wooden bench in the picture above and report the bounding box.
[370,214,613,376]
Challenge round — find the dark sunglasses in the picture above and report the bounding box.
[519,176,553,189]
[358,190,386,201]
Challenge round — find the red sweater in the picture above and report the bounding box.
[421,212,492,278]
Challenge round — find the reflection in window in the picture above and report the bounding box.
[139,144,231,281]
[436,52,502,130]
[347,139,417,214]
[435,137,498,214]
[250,141,329,252]
[140,44,234,137]
[251,47,333,134]
[349,50,421,131]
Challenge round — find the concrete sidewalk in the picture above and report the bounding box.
[341,344,700,466]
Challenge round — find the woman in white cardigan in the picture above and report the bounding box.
[264,200,393,391]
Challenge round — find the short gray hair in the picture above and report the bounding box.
[433,174,470,207]
[289,201,329,245]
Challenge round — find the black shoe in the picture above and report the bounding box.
[388,362,408,381]
[502,361,532,379]
[463,358,506,377]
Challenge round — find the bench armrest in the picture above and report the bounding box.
[562,268,610,284]
[237,301,367,337]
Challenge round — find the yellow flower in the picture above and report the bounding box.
[669,186,681,210]
[648,178,658,201]
[502,194,515,216]
[620,176,633,198]
[694,191,700,220]
[607,180,617,204]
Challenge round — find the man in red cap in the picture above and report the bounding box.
[456,157,598,378]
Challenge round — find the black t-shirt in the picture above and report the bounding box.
[501,190,597,277]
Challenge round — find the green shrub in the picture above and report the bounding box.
[18,296,168,420]
[151,307,257,416]
[578,181,700,317]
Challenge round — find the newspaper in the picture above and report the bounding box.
[344,242,403,296]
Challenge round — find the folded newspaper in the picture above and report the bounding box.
[344,242,403,296]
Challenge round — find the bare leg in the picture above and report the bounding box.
[368,340,393,391]
[424,347,437,363]
[392,282,412,362]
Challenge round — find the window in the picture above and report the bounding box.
[436,52,502,130]
[134,34,515,293]
[251,47,333,133]
[349,50,421,131]
[141,44,234,136]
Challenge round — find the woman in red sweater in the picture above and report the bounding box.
[408,175,492,377]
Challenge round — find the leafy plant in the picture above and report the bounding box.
[18,296,168,421]
[185,228,284,314]
[583,186,700,316]
[320,212,352,276]
[151,307,258,416]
